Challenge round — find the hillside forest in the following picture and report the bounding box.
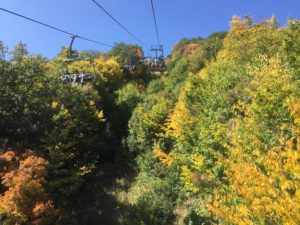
[1,16,300,225]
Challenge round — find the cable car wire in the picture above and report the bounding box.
[91,0,145,46]
[150,0,160,46]
[0,7,113,47]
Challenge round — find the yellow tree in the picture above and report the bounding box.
[210,56,300,225]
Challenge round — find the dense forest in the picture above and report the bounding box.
[1,16,300,225]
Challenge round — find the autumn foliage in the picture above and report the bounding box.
[126,16,300,225]
[2,16,300,225]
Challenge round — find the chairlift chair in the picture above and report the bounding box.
[60,36,97,84]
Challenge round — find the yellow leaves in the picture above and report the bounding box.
[247,56,293,102]
[180,165,199,194]
[177,153,206,195]
[281,180,294,191]
[53,54,123,84]
[94,57,122,82]
[232,100,247,115]
[78,164,96,176]
[51,98,106,124]
[152,144,173,166]
[51,101,58,109]
[210,93,300,224]
[220,17,281,61]
[165,82,193,139]
[212,119,300,224]
[68,60,92,74]
[89,100,95,107]
[60,105,69,115]
[88,99,106,122]
[165,103,186,139]
[95,110,105,122]
[162,17,300,225]
[288,97,300,126]
[52,104,70,122]
[198,68,207,80]
[191,154,204,170]
[229,15,252,30]
[295,190,300,198]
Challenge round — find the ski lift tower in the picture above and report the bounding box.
[150,45,164,62]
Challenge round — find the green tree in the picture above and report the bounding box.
[283,19,300,78]
[12,41,28,62]
[0,41,8,60]
[109,43,143,67]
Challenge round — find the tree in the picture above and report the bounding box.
[109,43,143,67]
[0,51,108,214]
[0,41,8,60]
[283,19,300,78]
[0,56,52,145]
[210,57,300,225]
[0,154,52,225]
[12,41,28,62]
[116,82,142,113]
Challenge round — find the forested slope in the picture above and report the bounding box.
[0,42,148,224]
[126,16,300,225]
[1,16,300,225]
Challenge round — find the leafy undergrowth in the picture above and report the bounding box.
[72,163,137,225]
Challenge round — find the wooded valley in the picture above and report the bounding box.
[1,16,300,225]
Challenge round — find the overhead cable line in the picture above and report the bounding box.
[150,0,161,46]
[91,0,145,46]
[0,7,113,47]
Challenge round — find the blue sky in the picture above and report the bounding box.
[1,0,300,58]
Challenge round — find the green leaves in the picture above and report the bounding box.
[126,17,300,225]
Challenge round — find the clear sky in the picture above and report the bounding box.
[0,0,300,59]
